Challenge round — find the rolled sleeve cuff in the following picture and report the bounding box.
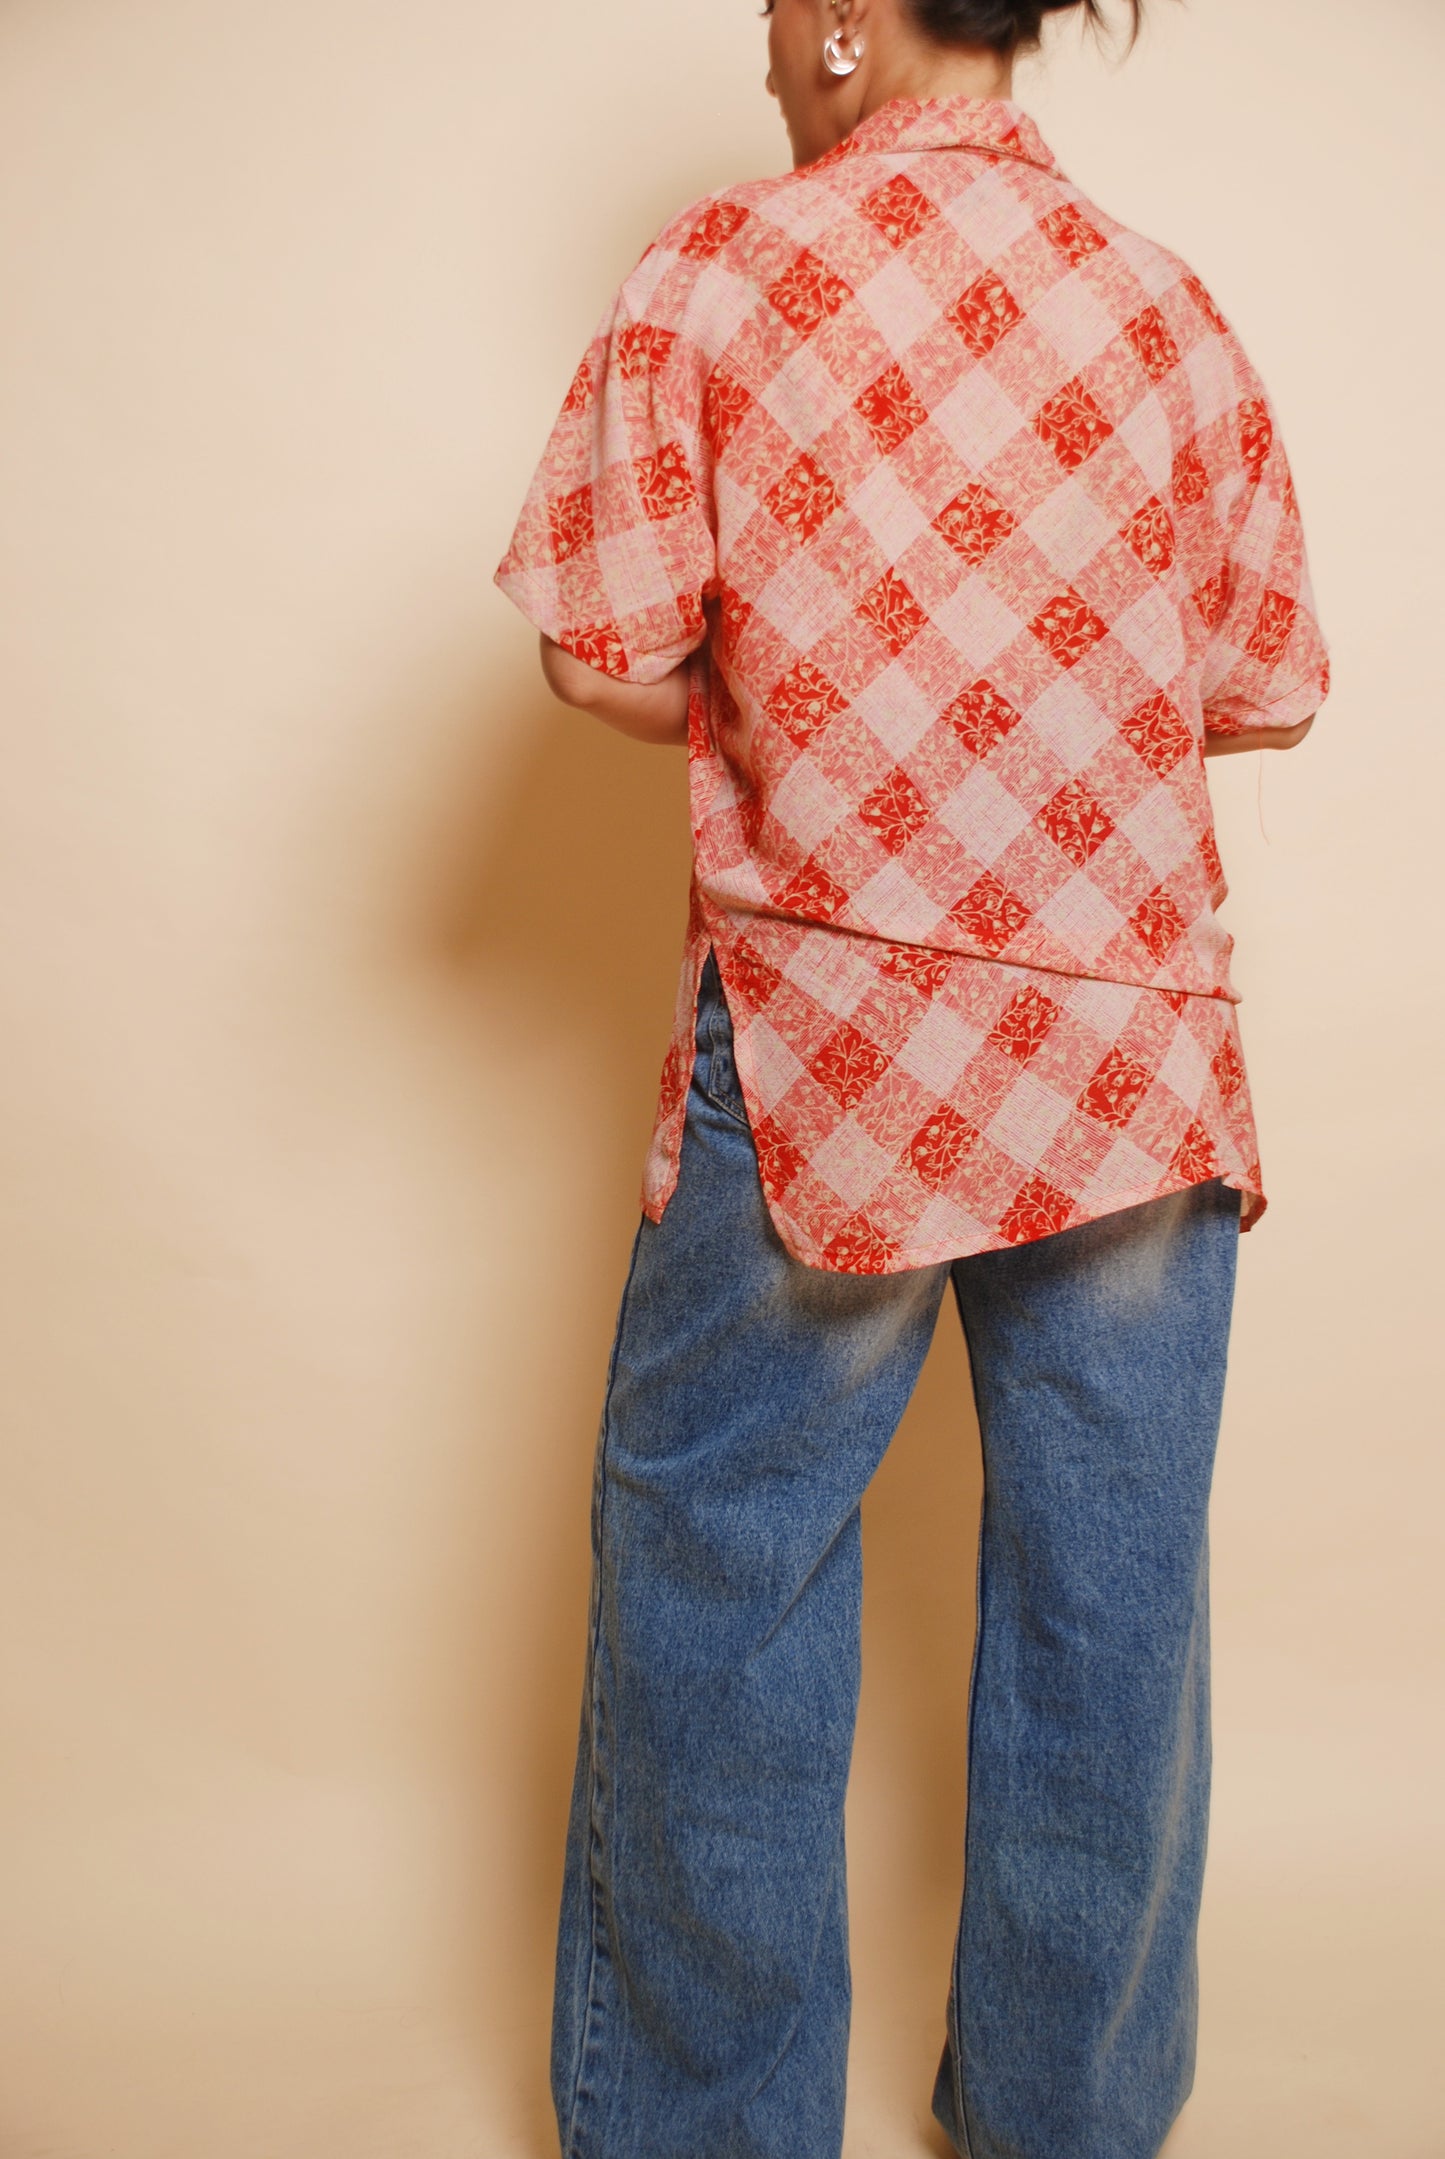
[492,560,693,687]
[1203,672,1327,737]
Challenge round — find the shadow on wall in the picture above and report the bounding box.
[399,679,983,2150]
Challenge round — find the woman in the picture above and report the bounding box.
[495,1,1328,2154]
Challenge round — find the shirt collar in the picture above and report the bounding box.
[821,96,1061,178]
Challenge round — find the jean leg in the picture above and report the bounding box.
[554,960,949,2159]
[932,1177,1240,2159]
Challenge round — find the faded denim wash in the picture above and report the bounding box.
[552,949,1240,2159]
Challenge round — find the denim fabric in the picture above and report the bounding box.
[553,948,1240,2159]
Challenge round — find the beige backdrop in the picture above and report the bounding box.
[1,1,1441,2154]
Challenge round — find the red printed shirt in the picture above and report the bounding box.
[495,96,1329,1273]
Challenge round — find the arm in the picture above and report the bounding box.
[539,634,689,747]
[1202,713,1315,758]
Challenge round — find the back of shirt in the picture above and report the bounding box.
[495,94,1328,1271]
[496,96,1327,1006]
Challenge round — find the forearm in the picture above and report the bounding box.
[1202,714,1315,757]
[539,635,689,745]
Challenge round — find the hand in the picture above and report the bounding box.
[1202,714,1315,757]
[539,635,689,745]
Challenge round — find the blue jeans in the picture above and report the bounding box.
[553,950,1240,2159]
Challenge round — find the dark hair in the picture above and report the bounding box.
[905,0,1142,56]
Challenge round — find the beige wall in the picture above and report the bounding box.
[1,2,1440,2154]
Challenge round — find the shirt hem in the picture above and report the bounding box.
[674,923,1268,1275]
[640,1157,1266,1272]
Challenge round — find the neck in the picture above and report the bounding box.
[857,45,1014,122]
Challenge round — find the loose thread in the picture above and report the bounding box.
[1256,751,1271,844]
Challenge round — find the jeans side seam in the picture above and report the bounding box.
[950,1489,987,2159]
[562,1219,646,2159]
[945,1286,990,2159]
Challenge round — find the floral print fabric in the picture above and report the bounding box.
[495,96,1329,1272]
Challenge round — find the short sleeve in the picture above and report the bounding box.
[1198,378,1330,736]
[493,281,716,687]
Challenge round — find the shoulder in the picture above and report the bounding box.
[613,170,825,346]
[1050,192,1268,401]
[647,175,798,269]
[1077,202,1256,358]
[1043,190,1220,333]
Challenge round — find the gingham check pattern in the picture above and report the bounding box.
[496,97,1329,1272]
